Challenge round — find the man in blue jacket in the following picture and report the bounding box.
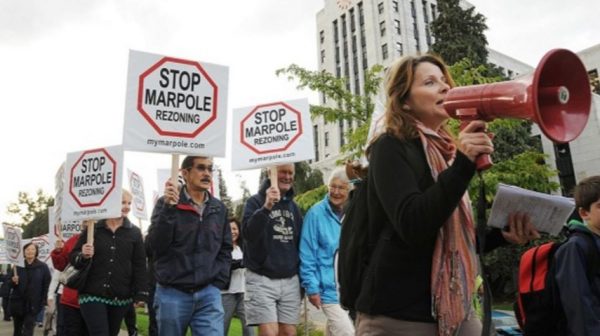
[243,163,303,336]
[148,156,232,336]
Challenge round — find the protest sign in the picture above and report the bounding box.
[62,146,123,221]
[231,99,314,170]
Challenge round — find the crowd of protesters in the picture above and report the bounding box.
[3,52,599,336]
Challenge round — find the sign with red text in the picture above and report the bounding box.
[128,169,148,220]
[123,50,229,156]
[26,235,51,265]
[48,206,82,249]
[2,224,24,267]
[62,146,123,221]
[231,99,314,170]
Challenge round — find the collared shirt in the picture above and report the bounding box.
[182,187,209,217]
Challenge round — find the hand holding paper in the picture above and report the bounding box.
[488,184,575,236]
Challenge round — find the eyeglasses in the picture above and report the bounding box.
[190,164,214,173]
[329,184,348,192]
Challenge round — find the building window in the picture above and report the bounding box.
[322,93,327,105]
[425,26,431,47]
[313,125,319,161]
[362,49,368,69]
[422,0,429,23]
[324,131,330,147]
[382,44,389,60]
[394,19,401,34]
[358,2,364,25]
[339,120,345,147]
[378,2,384,14]
[320,49,325,63]
[396,42,403,56]
[320,30,325,44]
[589,69,600,94]
[410,0,416,17]
[393,1,399,12]
[350,8,356,32]
[333,20,339,43]
[431,4,437,20]
[341,14,347,37]
[379,21,386,36]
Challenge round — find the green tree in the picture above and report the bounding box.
[276,64,384,162]
[6,190,54,238]
[216,167,234,216]
[257,163,324,196]
[430,0,489,67]
[233,179,252,223]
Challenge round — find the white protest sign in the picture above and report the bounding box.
[0,241,9,264]
[54,162,65,228]
[28,235,52,265]
[123,50,229,156]
[2,224,24,267]
[62,146,123,221]
[48,206,82,248]
[127,169,148,220]
[211,167,220,198]
[231,99,314,170]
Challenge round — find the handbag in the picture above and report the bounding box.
[59,261,92,289]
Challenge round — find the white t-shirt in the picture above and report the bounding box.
[222,245,245,294]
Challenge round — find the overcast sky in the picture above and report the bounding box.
[1,0,598,228]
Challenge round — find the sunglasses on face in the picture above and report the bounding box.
[190,164,214,173]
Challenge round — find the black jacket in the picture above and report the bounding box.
[242,179,303,279]
[148,189,232,290]
[356,134,506,322]
[10,259,51,316]
[71,218,148,302]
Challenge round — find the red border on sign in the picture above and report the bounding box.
[68,148,117,208]
[137,57,219,138]
[240,101,304,154]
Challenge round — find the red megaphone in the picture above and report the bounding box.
[443,49,591,170]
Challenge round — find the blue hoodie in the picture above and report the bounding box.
[555,220,600,335]
[299,194,342,304]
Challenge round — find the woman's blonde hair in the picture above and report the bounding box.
[379,54,455,142]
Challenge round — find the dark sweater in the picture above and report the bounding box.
[71,218,148,302]
[355,133,505,322]
[10,259,51,315]
[242,180,303,279]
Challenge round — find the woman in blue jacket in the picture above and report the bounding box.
[300,167,354,336]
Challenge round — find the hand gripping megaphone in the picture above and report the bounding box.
[443,49,592,170]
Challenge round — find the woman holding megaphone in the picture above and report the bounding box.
[353,54,540,336]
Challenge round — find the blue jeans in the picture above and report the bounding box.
[154,284,224,336]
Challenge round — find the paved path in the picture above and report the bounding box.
[0,318,128,336]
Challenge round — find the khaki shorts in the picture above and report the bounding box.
[244,270,301,326]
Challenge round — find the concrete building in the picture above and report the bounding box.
[312,0,535,177]
[312,0,600,194]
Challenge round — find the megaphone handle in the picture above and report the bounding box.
[475,154,493,171]
[459,119,494,171]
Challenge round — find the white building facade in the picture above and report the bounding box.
[313,0,600,194]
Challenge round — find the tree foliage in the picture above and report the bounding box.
[216,167,234,216]
[430,0,489,67]
[6,190,54,238]
[276,64,384,162]
[233,179,252,223]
